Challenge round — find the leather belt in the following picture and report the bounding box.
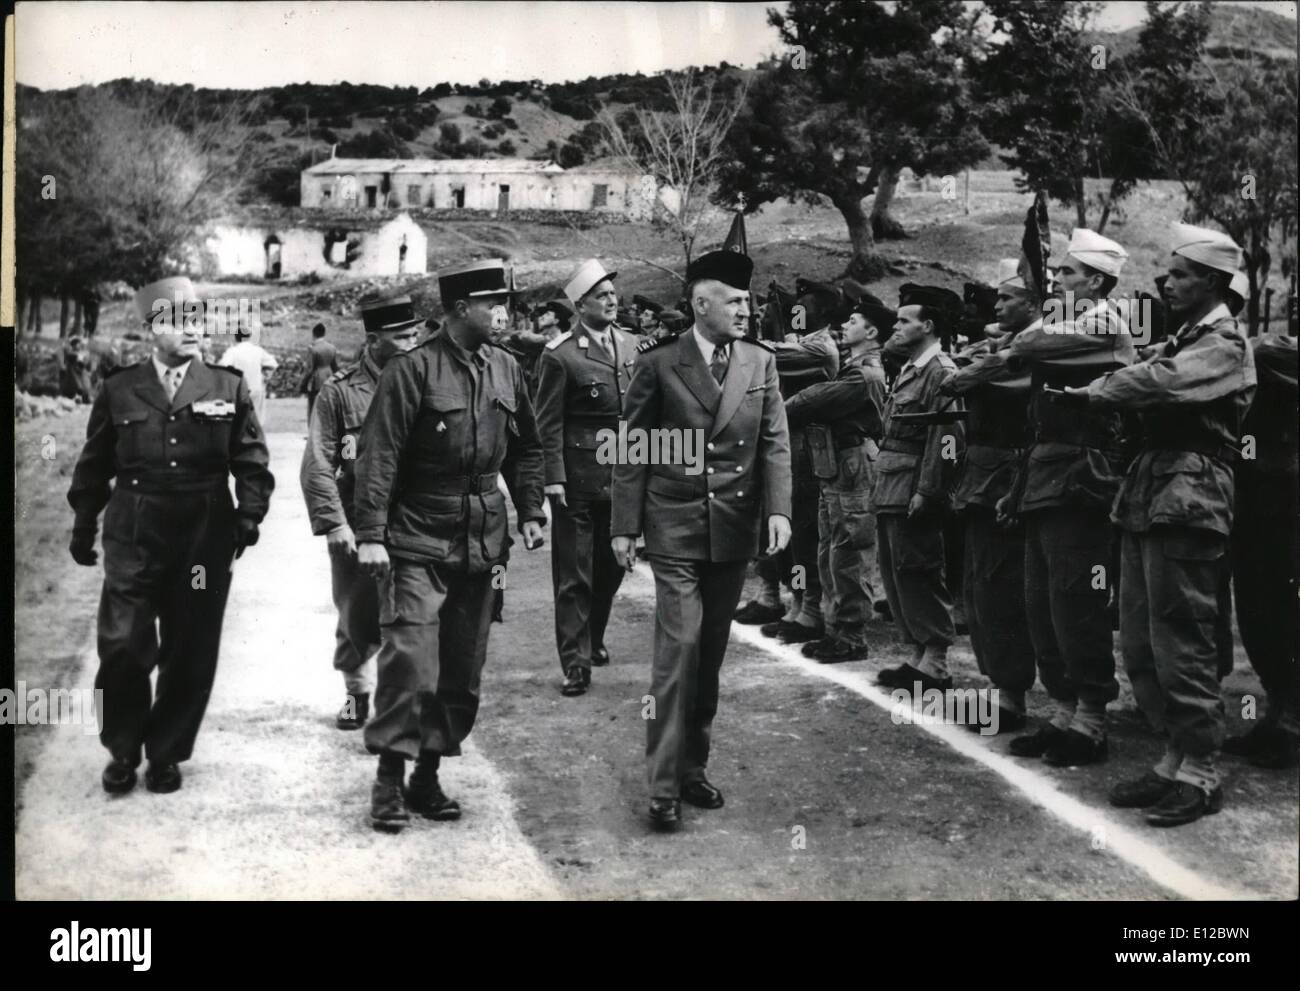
[411,472,501,495]
[117,472,228,494]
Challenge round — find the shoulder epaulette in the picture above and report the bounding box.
[207,361,242,377]
[739,337,776,354]
[102,360,140,379]
[545,331,573,351]
[328,362,359,383]
[637,334,679,354]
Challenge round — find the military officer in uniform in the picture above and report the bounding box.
[997,229,1136,767]
[1226,330,1298,769]
[68,276,274,795]
[1073,225,1256,826]
[535,259,638,696]
[939,260,1040,731]
[872,285,965,691]
[782,296,892,662]
[611,250,792,829]
[299,292,422,730]
[353,259,546,831]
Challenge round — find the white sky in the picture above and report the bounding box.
[15,0,1297,91]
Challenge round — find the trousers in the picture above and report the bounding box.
[644,555,749,800]
[550,497,625,673]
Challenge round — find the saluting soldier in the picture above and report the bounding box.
[353,259,546,832]
[997,229,1135,768]
[299,292,421,730]
[782,295,892,662]
[871,285,965,692]
[939,260,1040,732]
[611,250,792,830]
[1071,225,1257,826]
[535,259,639,696]
[67,277,274,795]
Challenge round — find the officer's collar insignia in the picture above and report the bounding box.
[193,399,236,418]
[577,337,589,349]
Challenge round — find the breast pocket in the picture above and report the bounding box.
[112,410,150,463]
[422,392,470,455]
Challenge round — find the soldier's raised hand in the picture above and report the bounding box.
[766,515,792,555]
[69,528,98,567]
[358,541,390,581]
[327,524,358,559]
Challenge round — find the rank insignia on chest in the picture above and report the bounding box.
[437,421,447,432]
[192,399,236,419]
[590,386,600,398]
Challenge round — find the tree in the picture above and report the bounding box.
[15,85,264,323]
[1113,1,1298,333]
[974,0,1146,232]
[717,1,988,279]
[488,96,512,119]
[597,68,749,269]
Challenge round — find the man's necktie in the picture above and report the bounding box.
[165,368,183,401]
[710,345,729,385]
[594,333,613,360]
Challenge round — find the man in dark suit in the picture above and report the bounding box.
[611,250,792,829]
[67,276,274,795]
[300,323,340,421]
[535,259,639,695]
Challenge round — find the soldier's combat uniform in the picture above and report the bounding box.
[783,348,886,658]
[1004,301,1134,764]
[299,351,383,721]
[941,335,1035,726]
[535,321,638,684]
[871,338,964,686]
[1090,284,1256,823]
[763,325,839,640]
[68,356,274,779]
[1228,333,1299,768]
[354,329,545,763]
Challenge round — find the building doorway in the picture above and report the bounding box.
[498,185,510,212]
[264,235,282,279]
[365,186,378,208]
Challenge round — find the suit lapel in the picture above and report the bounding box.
[674,333,721,415]
[170,360,215,412]
[131,361,173,414]
[709,343,755,441]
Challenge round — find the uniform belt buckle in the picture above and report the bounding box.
[466,473,484,492]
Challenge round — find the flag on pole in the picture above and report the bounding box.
[1018,191,1051,300]
[723,210,748,255]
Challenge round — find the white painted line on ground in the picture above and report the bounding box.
[626,561,1255,901]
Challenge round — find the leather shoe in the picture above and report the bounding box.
[1222,721,1277,757]
[560,666,591,696]
[734,601,785,625]
[102,758,137,795]
[803,638,869,662]
[1110,771,1178,808]
[759,619,788,637]
[963,707,1027,735]
[681,777,724,809]
[777,623,824,645]
[405,771,462,821]
[144,762,182,794]
[1249,732,1298,769]
[1009,724,1066,758]
[1042,729,1108,767]
[876,663,952,692]
[370,777,411,831]
[648,798,681,829]
[336,692,370,730]
[1145,782,1223,827]
[592,645,610,667]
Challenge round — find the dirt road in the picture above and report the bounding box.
[15,404,1298,900]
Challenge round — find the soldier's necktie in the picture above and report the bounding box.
[710,344,729,385]
[594,332,613,361]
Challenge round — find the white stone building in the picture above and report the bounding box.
[299,158,650,215]
[200,212,427,280]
